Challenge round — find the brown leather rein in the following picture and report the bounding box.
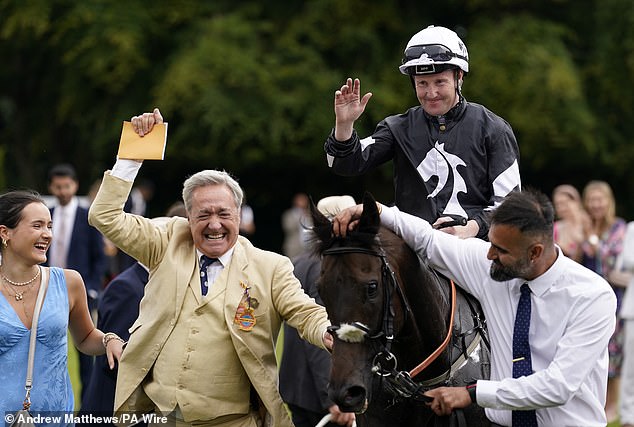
[409,278,456,378]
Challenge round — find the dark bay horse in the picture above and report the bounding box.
[311,193,491,427]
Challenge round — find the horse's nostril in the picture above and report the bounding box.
[343,385,366,406]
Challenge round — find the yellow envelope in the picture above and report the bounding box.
[117,121,168,160]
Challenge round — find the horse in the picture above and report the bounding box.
[311,193,491,427]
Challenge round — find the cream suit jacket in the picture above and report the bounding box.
[88,172,330,426]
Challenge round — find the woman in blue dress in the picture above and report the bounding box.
[0,190,124,422]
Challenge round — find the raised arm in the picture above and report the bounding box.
[333,78,372,141]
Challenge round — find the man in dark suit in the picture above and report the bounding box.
[279,196,357,427]
[46,163,108,400]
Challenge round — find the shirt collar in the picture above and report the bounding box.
[57,196,78,214]
[196,247,234,267]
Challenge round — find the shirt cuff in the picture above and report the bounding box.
[475,379,498,408]
[111,159,142,182]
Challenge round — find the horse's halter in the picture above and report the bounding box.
[322,242,459,404]
[322,244,417,377]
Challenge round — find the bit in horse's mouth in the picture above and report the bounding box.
[355,399,369,414]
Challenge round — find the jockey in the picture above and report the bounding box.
[324,25,521,240]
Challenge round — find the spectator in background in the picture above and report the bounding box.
[551,184,590,262]
[80,202,187,425]
[129,178,155,217]
[279,195,356,427]
[282,192,311,260]
[581,180,627,423]
[613,221,634,427]
[46,163,108,401]
[239,197,256,238]
[324,25,520,239]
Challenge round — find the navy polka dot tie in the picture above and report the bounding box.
[512,283,537,427]
[199,255,217,296]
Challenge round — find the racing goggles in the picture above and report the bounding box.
[402,44,467,63]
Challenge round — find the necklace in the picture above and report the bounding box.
[1,280,35,321]
[2,275,38,301]
[1,266,41,287]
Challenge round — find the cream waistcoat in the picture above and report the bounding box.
[144,264,250,421]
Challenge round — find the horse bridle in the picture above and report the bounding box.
[322,243,457,401]
[322,245,410,365]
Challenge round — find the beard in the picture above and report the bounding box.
[489,257,532,282]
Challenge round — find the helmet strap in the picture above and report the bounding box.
[454,69,464,95]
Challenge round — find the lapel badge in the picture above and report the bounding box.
[234,281,257,331]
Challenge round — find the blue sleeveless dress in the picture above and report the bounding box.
[0,267,74,417]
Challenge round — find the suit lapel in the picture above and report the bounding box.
[174,246,199,308]
[224,241,252,328]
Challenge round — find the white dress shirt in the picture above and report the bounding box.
[196,249,234,290]
[380,205,617,427]
[50,196,78,268]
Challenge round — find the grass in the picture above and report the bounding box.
[67,337,82,409]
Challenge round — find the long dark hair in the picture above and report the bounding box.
[0,190,46,230]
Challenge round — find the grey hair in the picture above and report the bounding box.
[182,170,243,213]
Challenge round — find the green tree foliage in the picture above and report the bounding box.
[467,15,597,170]
[1,0,634,248]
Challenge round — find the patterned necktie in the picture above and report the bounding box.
[512,283,537,427]
[199,255,217,296]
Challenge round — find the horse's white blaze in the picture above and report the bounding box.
[337,323,368,343]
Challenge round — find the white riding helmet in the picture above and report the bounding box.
[399,25,469,75]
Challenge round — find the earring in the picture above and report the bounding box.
[1,239,6,248]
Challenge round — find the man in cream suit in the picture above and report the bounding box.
[88,108,331,427]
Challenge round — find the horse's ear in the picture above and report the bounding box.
[309,196,332,244]
[357,192,380,236]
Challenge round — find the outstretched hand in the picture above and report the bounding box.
[131,107,163,137]
[334,78,372,141]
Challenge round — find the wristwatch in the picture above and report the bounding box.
[466,383,477,403]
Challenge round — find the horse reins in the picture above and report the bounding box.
[409,278,456,378]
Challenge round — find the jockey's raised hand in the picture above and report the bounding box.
[333,78,372,141]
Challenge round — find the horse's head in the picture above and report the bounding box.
[311,194,492,426]
[311,192,406,413]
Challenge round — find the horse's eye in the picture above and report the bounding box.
[367,280,379,298]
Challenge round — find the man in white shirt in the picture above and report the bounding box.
[332,189,617,427]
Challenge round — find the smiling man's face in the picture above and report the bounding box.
[188,184,241,258]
